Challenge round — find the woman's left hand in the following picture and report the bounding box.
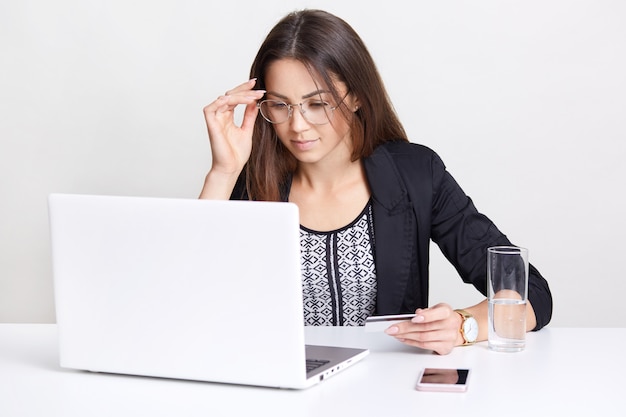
[384,303,462,355]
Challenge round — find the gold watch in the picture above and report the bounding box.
[454,309,478,345]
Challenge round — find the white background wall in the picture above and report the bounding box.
[1,0,624,326]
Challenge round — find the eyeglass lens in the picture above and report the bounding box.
[258,99,335,125]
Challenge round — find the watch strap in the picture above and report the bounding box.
[454,309,476,345]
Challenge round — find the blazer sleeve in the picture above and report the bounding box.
[428,152,553,330]
[229,171,249,200]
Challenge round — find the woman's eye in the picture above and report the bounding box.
[267,101,288,110]
[308,101,328,109]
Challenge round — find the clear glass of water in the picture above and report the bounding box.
[487,246,529,352]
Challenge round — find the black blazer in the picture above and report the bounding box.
[231,141,553,330]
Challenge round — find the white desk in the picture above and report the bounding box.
[1,324,624,416]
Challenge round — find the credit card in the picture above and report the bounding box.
[364,313,415,332]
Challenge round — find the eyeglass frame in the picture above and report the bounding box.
[256,92,350,125]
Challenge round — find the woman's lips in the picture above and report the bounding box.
[291,138,319,151]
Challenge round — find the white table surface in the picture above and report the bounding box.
[1,324,624,416]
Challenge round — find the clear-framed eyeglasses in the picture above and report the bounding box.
[257,93,348,125]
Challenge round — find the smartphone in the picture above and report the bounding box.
[415,368,471,392]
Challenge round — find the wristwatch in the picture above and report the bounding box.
[454,309,478,345]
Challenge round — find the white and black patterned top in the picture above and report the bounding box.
[300,200,377,326]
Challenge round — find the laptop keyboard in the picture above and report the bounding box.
[306,359,330,373]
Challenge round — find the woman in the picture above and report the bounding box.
[200,9,552,355]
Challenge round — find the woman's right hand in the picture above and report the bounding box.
[202,78,265,175]
[199,79,265,199]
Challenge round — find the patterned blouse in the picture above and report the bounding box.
[300,200,377,326]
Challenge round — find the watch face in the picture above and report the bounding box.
[463,317,479,342]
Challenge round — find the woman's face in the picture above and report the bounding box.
[263,58,358,167]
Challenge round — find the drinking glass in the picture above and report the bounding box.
[487,246,529,352]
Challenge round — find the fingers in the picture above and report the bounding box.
[221,78,266,108]
[203,92,264,121]
[410,303,452,324]
[384,303,459,355]
[203,79,265,119]
[224,78,263,96]
[400,338,455,356]
[386,324,458,355]
[385,304,454,334]
[241,98,260,131]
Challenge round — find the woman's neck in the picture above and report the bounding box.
[289,158,370,231]
[293,154,364,192]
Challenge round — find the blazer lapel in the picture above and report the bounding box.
[364,146,416,314]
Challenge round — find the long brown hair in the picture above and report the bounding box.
[246,9,408,201]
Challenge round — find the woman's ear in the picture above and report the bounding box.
[350,96,361,112]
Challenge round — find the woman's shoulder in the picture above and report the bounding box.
[376,139,434,155]
[373,140,445,168]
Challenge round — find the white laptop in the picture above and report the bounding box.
[48,193,368,389]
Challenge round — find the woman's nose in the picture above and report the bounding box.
[288,104,310,130]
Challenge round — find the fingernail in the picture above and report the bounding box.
[385,326,399,335]
[411,315,425,323]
